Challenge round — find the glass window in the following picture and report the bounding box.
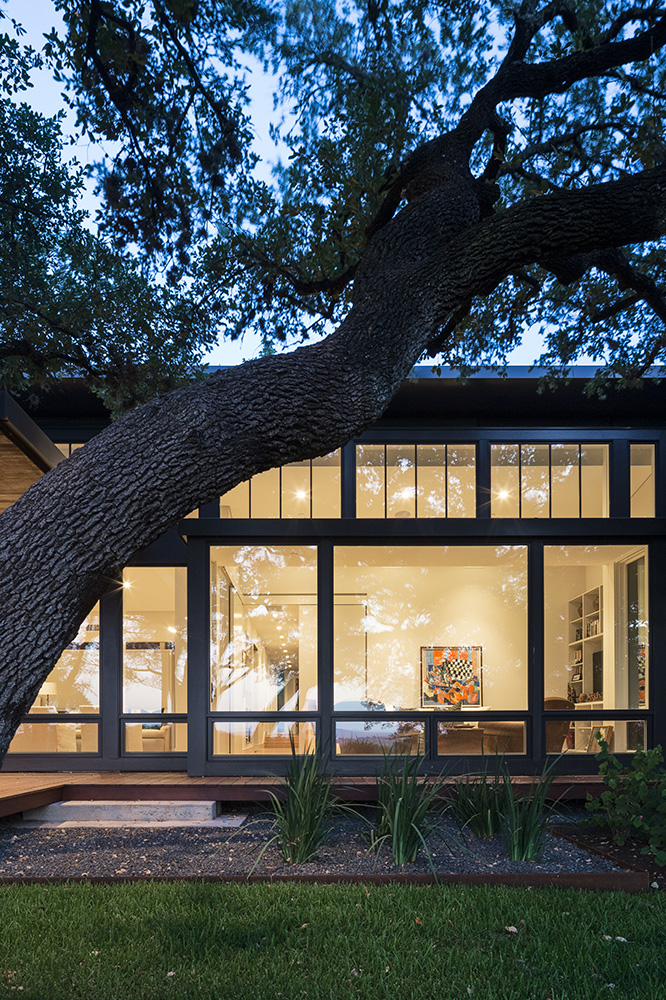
[251,468,280,518]
[29,605,100,714]
[547,718,646,755]
[334,545,528,712]
[8,722,98,754]
[220,480,250,519]
[122,567,188,714]
[219,451,341,518]
[311,451,341,518]
[335,721,424,755]
[356,444,385,517]
[124,721,187,753]
[437,720,525,755]
[358,444,476,518]
[211,720,316,755]
[631,444,655,517]
[210,545,317,712]
[491,443,609,517]
[544,545,648,751]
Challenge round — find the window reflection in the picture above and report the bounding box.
[212,720,316,755]
[491,443,608,517]
[357,444,476,518]
[122,568,188,714]
[210,546,317,712]
[29,605,100,715]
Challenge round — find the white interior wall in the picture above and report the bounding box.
[334,562,528,711]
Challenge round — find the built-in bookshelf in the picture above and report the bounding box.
[567,586,603,751]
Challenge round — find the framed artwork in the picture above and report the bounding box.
[421,646,482,708]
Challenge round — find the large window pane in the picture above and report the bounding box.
[544,545,648,752]
[334,545,528,712]
[490,445,520,517]
[211,720,316,755]
[312,451,341,518]
[386,445,416,519]
[219,452,341,519]
[631,444,655,517]
[122,567,188,714]
[356,444,385,517]
[210,545,317,712]
[491,443,608,518]
[447,445,476,518]
[124,721,187,753]
[521,444,550,517]
[437,720,525,755]
[547,718,646,755]
[8,722,98,754]
[29,605,100,714]
[416,445,446,517]
[580,445,609,517]
[551,445,580,517]
[250,468,280,518]
[335,721,424,755]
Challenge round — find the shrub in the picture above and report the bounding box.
[267,737,334,864]
[450,753,505,838]
[501,758,558,862]
[373,753,448,866]
[585,739,666,867]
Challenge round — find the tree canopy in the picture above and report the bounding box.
[1,0,666,757]
[2,0,666,409]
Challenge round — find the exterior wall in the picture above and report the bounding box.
[3,372,666,774]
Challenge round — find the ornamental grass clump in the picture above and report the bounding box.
[500,758,558,862]
[266,736,334,864]
[450,752,505,838]
[373,753,448,867]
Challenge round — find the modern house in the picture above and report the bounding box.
[1,368,663,775]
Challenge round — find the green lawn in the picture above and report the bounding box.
[0,882,664,999]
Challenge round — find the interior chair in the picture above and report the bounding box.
[544,698,575,753]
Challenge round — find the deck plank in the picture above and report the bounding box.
[0,770,604,816]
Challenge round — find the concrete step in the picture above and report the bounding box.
[19,799,247,828]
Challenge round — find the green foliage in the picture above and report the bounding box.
[4,1,666,400]
[0,96,216,414]
[450,753,506,838]
[585,739,666,867]
[500,759,558,863]
[266,737,334,864]
[372,753,447,866]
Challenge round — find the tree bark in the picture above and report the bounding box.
[1,162,666,759]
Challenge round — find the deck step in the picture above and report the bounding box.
[19,799,246,827]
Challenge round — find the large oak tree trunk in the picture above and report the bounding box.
[1,163,666,760]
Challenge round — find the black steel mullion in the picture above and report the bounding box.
[100,584,122,763]
[318,540,334,762]
[186,538,210,776]
[529,541,545,761]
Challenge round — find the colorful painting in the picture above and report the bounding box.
[421,646,482,708]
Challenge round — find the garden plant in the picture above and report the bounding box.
[585,738,666,866]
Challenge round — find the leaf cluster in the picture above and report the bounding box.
[585,739,666,867]
[0,97,215,414]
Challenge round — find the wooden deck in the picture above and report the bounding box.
[0,772,604,819]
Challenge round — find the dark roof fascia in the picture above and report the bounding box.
[0,391,65,472]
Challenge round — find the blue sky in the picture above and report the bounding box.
[8,0,553,369]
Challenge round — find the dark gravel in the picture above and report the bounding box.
[0,809,628,879]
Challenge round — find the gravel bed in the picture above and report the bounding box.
[0,809,627,879]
